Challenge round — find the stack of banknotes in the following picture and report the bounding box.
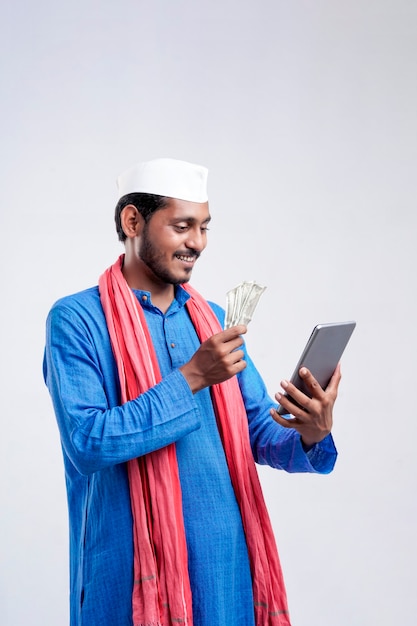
[224,281,266,329]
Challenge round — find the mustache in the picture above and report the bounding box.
[175,249,201,259]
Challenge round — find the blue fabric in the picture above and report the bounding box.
[43,285,337,626]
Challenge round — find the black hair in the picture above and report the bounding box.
[114,193,169,242]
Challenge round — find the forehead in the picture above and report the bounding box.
[161,197,211,221]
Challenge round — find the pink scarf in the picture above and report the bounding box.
[99,255,291,626]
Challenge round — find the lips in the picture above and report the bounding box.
[175,254,199,263]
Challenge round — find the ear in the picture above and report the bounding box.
[120,204,144,239]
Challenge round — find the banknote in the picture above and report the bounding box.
[225,281,266,329]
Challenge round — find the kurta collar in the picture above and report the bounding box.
[132,284,191,315]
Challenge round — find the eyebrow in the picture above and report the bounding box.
[171,215,211,225]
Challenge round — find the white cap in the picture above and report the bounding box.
[116,158,209,203]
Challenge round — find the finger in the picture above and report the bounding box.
[274,391,310,420]
[297,367,325,400]
[278,377,320,412]
[221,327,247,354]
[214,326,246,352]
[234,358,247,374]
[209,326,246,347]
[229,348,245,364]
[222,349,246,378]
[270,407,302,428]
[222,324,247,339]
[274,390,296,416]
[325,362,342,392]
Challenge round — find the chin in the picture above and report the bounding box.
[174,276,191,286]
[175,269,193,285]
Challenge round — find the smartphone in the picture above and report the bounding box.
[277,321,356,415]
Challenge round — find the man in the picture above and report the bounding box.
[43,158,339,626]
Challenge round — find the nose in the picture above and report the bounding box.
[185,227,206,252]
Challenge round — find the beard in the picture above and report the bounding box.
[138,226,193,285]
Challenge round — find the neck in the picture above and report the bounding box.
[121,255,175,314]
[148,287,176,314]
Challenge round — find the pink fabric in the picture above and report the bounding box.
[99,255,291,626]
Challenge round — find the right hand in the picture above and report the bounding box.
[180,325,247,393]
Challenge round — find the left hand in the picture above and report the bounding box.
[270,364,342,447]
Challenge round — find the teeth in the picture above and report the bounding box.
[177,255,194,262]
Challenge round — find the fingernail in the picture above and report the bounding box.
[281,380,288,389]
[300,368,307,376]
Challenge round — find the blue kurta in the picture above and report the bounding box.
[43,284,337,626]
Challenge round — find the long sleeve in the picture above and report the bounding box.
[205,299,338,475]
[43,293,201,475]
[239,351,337,474]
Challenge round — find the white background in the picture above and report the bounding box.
[1,1,416,625]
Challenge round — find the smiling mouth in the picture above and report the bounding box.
[175,254,199,263]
